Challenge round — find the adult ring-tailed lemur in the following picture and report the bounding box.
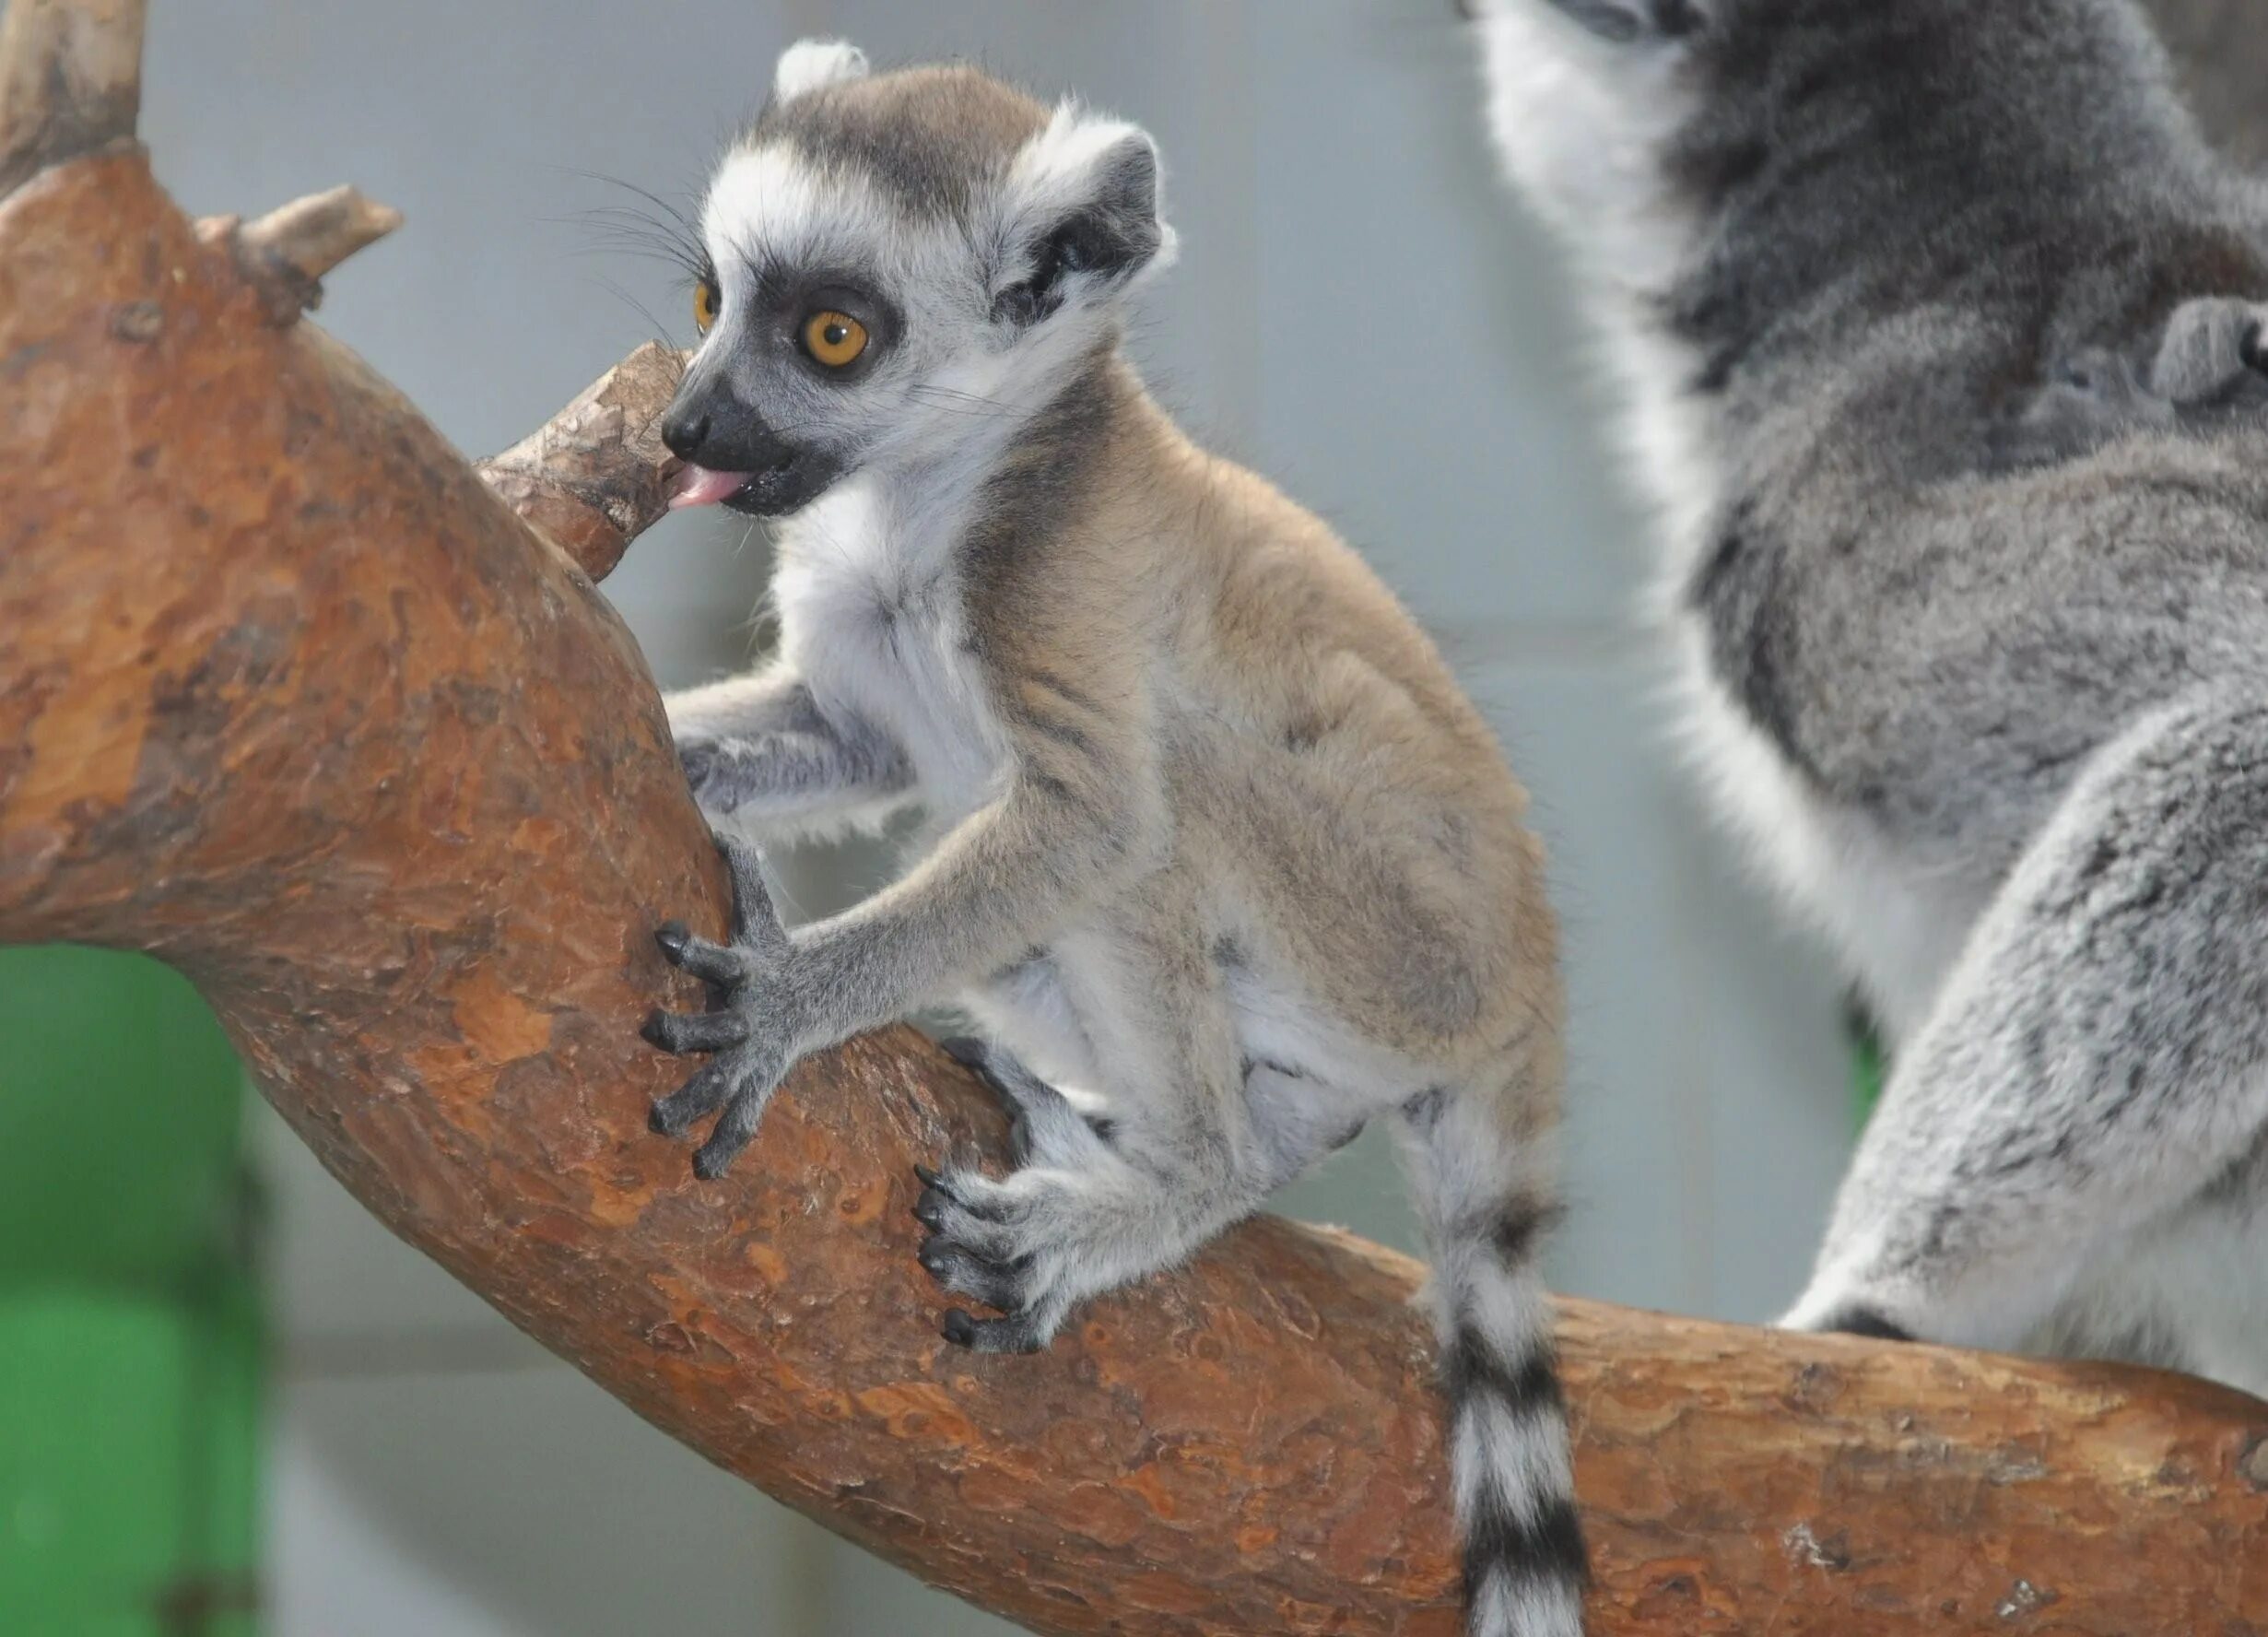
[1468,0,2268,1396]
[636,42,1589,1635]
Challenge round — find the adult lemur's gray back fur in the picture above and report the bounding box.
[1470,0,2268,1391]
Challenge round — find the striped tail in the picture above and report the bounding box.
[1401,1087,1589,1637]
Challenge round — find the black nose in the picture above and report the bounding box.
[660,405,711,463]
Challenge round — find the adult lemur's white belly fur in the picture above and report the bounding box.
[1671,615,1978,1044]
[1607,309,1979,1044]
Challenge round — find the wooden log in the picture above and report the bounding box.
[2,8,2265,1634]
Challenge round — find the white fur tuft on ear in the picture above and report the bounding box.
[998,103,1178,286]
[773,39,869,103]
[1013,104,1151,211]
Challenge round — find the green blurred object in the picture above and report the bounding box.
[0,947,264,1637]
[1849,1002,1886,1132]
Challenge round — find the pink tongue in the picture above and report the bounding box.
[668,465,753,510]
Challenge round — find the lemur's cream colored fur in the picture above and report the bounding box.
[640,43,1587,1637]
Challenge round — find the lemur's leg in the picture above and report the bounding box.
[1784,689,2268,1349]
[914,922,1343,1355]
[663,665,910,835]
[944,1033,1359,1176]
[937,1034,1111,1168]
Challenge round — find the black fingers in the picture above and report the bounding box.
[641,1007,750,1055]
[649,1056,740,1138]
[911,1163,1052,1354]
[653,922,746,988]
[715,830,790,958]
[939,1307,1048,1356]
[676,737,726,797]
[911,1184,946,1231]
[692,1084,772,1180]
[918,1237,1028,1313]
[640,832,793,1181]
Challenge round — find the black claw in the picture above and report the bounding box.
[914,1163,946,1191]
[939,1309,1049,1355]
[640,1010,671,1049]
[918,1237,1029,1311]
[912,1187,946,1231]
[692,1138,741,1181]
[647,1101,675,1137]
[655,921,691,961]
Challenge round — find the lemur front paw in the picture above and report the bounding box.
[642,831,810,1179]
[673,736,746,812]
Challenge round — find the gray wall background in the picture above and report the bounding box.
[145,3,1854,1631]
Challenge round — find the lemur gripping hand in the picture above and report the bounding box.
[643,831,815,1179]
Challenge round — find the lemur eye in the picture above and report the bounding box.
[693,279,720,336]
[802,310,869,369]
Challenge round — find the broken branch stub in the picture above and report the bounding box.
[195,184,404,324]
[476,341,687,579]
[0,0,144,198]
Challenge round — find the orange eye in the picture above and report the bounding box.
[802,309,869,368]
[692,279,720,335]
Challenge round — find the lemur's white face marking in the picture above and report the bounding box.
[660,43,1178,517]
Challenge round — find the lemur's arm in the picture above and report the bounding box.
[664,665,911,838]
[644,663,1160,1176]
[793,750,1157,1036]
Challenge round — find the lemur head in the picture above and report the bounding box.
[661,41,1178,516]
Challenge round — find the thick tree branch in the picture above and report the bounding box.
[3,9,2267,1635]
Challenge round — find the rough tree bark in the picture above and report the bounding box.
[3,5,2266,1634]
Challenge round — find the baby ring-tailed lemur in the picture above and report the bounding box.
[638,41,1588,1632]
[1467,0,2268,1394]
[1997,296,2268,469]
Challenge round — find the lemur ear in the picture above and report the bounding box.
[773,39,869,102]
[990,106,1179,329]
